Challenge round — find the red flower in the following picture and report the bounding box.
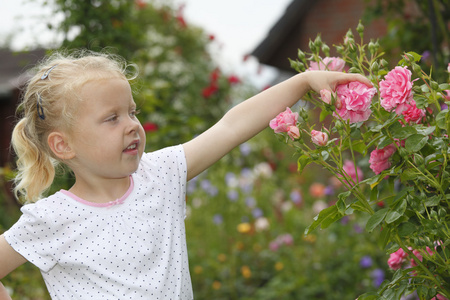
[143,122,158,132]
[135,0,147,9]
[202,84,219,98]
[210,68,220,82]
[208,34,215,41]
[228,75,240,85]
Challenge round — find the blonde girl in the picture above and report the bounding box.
[0,50,371,299]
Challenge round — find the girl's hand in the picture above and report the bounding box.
[304,71,373,93]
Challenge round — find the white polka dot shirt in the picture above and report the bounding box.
[5,145,193,299]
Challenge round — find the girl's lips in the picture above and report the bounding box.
[123,140,140,154]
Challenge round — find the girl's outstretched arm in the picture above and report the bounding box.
[183,71,372,180]
[0,235,27,300]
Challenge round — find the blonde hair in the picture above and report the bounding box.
[11,50,138,203]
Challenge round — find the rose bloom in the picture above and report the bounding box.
[342,160,363,184]
[369,144,397,174]
[269,107,299,133]
[287,125,300,140]
[308,57,346,72]
[387,248,408,270]
[334,81,376,123]
[311,130,328,146]
[379,66,414,114]
[402,100,426,124]
[320,89,333,105]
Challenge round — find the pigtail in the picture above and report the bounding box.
[11,118,56,203]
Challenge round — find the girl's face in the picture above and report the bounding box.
[68,77,146,181]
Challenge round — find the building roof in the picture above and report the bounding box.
[0,49,47,98]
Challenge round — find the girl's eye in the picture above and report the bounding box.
[130,109,141,118]
[106,115,118,122]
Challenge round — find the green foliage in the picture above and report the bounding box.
[363,0,449,81]
[275,22,450,299]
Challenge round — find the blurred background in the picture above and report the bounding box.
[0,0,448,299]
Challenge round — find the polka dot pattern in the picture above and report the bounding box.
[5,145,193,299]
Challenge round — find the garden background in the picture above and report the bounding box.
[0,0,448,299]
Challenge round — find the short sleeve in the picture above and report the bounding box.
[4,203,59,272]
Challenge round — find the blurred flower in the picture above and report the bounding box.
[135,0,147,9]
[217,253,227,262]
[192,197,203,208]
[289,189,302,205]
[225,172,238,188]
[253,162,273,178]
[200,179,218,196]
[353,224,363,234]
[252,207,263,218]
[237,222,252,234]
[241,266,252,278]
[379,66,414,114]
[212,281,221,290]
[194,265,203,274]
[310,182,326,198]
[324,185,334,196]
[245,197,256,208]
[303,234,316,243]
[227,190,239,202]
[202,84,219,98]
[228,75,240,85]
[432,294,449,300]
[369,144,396,175]
[274,262,284,271]
[311,130,329,146]
[410,247,433,267]
[254,217,270,232]
[312,200,328,214]
[239,142,252,156]
[360,255,373,268]
[307,57,346,72]
[371,268,385,288]
[342,160,364,184]
[213,214,223,225]
[142,121,158,132]
[270,233,294,251]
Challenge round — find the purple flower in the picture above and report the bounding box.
[239,142,252,156]
[227,190,239,201]
[324,185,334,196]
[252,208,263,218]
[360,255,373,268]
[200,179,218,196]
[290,190,302,204]
[353,224,363,234]
[371,268,385,288]
[213,214,223,225]
[245,197,256,208]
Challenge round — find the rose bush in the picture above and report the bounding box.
[278,23,450,299]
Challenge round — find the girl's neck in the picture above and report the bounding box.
[68,175,132,204]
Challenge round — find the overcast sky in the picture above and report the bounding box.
[0,0,293,86]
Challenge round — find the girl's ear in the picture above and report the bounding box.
[47,131,75,160]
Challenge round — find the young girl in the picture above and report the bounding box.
[0,50,371,299]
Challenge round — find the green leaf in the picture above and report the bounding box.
[414,95,428,109]
[390,122,416,139]
[321,150,329,161]
[424,195,441,207]
[405,134,427,152]
[336,198,346,215]
[385,198,407,224]
[356,292,380,300]
[366,208,388,232]
[297,155,312,174]
[436,109,448,129]
[319,109,331,122]
[398,222,417,237]
[378,226,392,249]
[305,205,339,234]
[439,83,450,90]
[416,125,435,136]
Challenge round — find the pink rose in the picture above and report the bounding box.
[269,107,299,133]
[334,81,376,123]
[410,247,433,267]
[287,125,300,140]
[320,89,333,104]
[369,144,397,174]
[311,130,328,146]
[402,100,425,124]
[308,57,346,72]
[432,295,449,300]
[387,248,408,270]
[379,66,414,114]
[342,160,363,184]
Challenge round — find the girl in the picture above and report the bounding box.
[0,50,371,299]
